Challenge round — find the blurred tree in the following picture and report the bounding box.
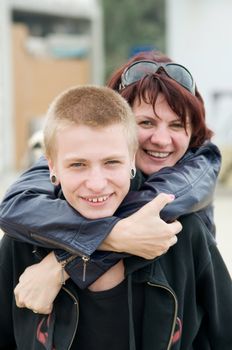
[102,0,165,81]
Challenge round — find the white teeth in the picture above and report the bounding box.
[85,195,109,203]
[147,151,170,158]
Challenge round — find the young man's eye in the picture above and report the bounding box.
[105,160,121,165]
[70,162,85,168]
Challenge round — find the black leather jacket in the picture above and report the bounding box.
[0,142,221,288]
[1,214,232,349]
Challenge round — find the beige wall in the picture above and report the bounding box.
[12,24,91,169]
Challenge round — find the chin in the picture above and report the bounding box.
[140,165,160,175]
[80,209,115,220]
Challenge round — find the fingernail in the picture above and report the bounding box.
[168,194,175,200]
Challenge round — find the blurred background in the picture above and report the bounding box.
[0,0,231,273]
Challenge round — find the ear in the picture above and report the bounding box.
[47,158,60,185]
[47,157,55,175]
[130,154,136,179]
[130,154,136,170]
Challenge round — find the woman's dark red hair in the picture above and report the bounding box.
[107,51,213,148]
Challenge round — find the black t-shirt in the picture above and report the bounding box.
[72,278,144,350]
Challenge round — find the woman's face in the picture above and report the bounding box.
[133,93,192,175]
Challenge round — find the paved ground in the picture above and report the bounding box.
[0,172,231,275]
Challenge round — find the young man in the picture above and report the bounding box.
[0,85,180,350]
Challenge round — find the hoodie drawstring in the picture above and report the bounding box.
[127,274,136,350]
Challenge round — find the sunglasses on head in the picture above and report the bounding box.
[119,60,196,95]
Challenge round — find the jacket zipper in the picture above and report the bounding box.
[82,255,90,282]
[60,255,90,282]
[31,233,90,258]
[31,233,90,281]
[147,281,178,350]
[62,286,79,350]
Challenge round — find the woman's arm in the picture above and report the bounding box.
[0,159,178,260]
[0,142,220,252]
[117,142,220,225]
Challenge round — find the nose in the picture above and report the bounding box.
[85,167,107,193]
[150,126,171,147]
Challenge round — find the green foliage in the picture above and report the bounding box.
[102,0,166,81]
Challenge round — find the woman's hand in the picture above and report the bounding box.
[14,251,68,314]
[101,193,182,259]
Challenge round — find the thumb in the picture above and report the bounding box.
[145,193,175,215]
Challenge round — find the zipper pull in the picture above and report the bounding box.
[60,261,66,285]
[59,255,78,286]
[82,256,89,282]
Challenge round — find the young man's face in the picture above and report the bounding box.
[49,124,134,219]
[133,93,192,175]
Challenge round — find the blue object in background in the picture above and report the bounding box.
[129,45,158,58]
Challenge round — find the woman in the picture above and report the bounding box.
[0,51,220,292]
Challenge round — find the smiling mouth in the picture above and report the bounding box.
[146,150,171,158]
[80,194,112,203]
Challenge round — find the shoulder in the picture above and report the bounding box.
[169,213,216,275]
[179,213,215,246]
[0,234,14,255]
[0,235,37,267]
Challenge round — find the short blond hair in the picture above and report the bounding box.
[43,85,138,159]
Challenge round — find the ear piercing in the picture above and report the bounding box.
[130,168,136,179]
[50,174,57,184]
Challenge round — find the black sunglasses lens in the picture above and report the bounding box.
[123,61,158,86]
[121,61,195,94]
[165,64,194,93]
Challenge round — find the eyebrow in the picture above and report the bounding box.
[63,156,86,163]
[135,113,159,119]
[102,155,127,161]
[64,154,127,163]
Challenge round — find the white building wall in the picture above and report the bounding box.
[166,0,232,145]
[0,0,14,173]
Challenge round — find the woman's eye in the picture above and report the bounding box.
[139,120,153,127]
[171,122,184,129]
